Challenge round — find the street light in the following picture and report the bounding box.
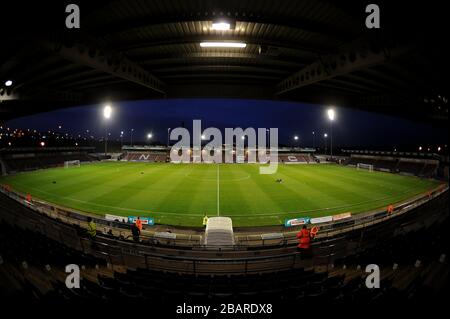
[323,133,328,155]
[120,131,124,148]
[103,105,112,155]
[327,108,336,159]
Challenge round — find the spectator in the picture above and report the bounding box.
[131,223,140,242]
[86,217,96,238]
[296,225,314,258]
[135,216,143,232]
[387,204,394,215]
[203,214,209,227]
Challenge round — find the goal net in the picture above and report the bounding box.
[64,160,80,168]
[357,163,374,171]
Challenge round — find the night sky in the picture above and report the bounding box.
[6,99,448,149]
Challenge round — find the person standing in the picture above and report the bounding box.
[135,216,143,232]
[296,225,314,258]
[86,217,96,238]
[131,223,140,243]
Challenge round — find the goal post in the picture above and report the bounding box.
[64,160,80,168]
[356,163,374,171]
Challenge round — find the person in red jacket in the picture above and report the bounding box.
[297,225,312,249]
[297,225,317,258]
[135,216,143,232]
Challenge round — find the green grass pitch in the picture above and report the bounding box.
[0,162,440,227]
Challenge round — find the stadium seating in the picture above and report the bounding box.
[278,154,311,163]
[347,155,438,177]
[122,150,314,164]
[123,151,168,162]
[0,149,95,173]
[1,212,448,303]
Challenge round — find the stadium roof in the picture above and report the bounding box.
[0,0,447,123]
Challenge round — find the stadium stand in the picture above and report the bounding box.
[278,154,311,164]
[121,149,316,164]
[0,147,97,174]
[347,154,439,177]
[1,193,448,303]
[123,151,168,162]
[120,148,316,164]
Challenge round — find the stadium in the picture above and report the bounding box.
[0,0,448,313]
[0,161,442,227]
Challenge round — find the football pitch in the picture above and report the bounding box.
[0,162,440,227]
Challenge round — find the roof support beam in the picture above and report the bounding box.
[43,42,166,95]
[276,43,411,95]
[139,52,307,69]
[0,88,19,102]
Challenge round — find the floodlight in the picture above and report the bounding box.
[294,136,299,140]
[103,105,112,119]
[147,133,153,139]
[324,133,328,138]
[4,80,13,87]
[200,42,246,48]
[327,108,335,121]
[211,22,231,31]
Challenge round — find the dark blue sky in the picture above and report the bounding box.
[6,99,448,148]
